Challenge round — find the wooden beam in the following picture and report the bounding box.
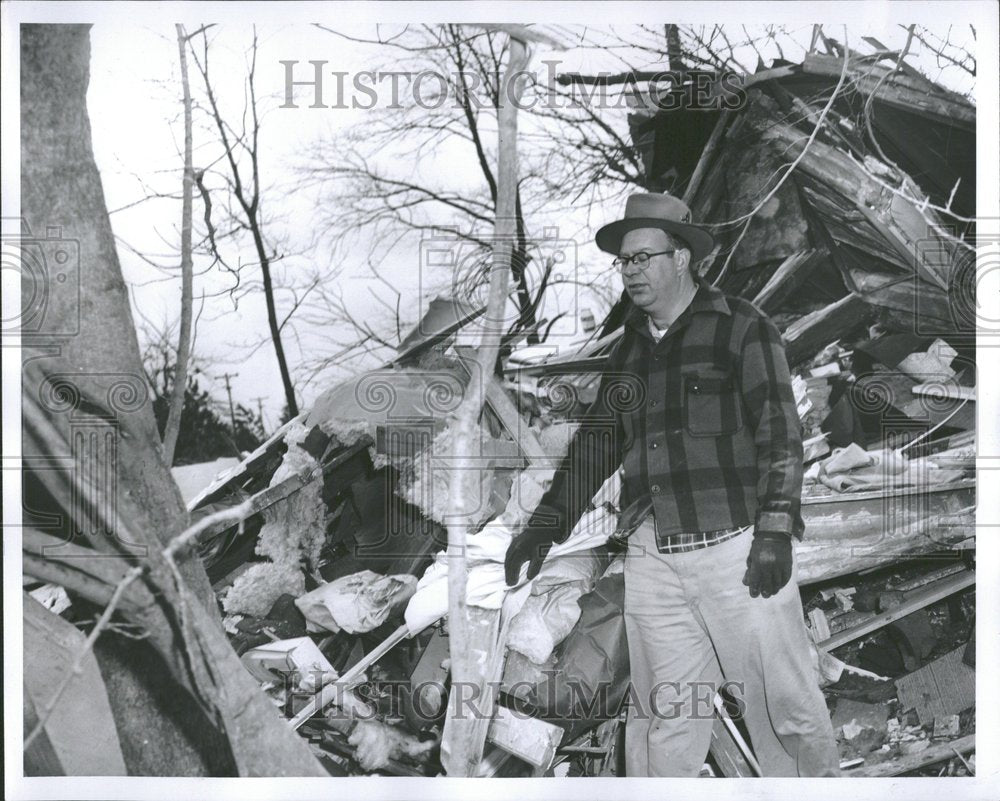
[757,117,958,290]
[849,269,955,325]
[682,111,731,206]
[800,53,975,126]
[454,345,557,469]
[781,293,870,367]
[819,570,974,651]
[441,606,509,775]
[198,436,373,541]
[797,480,975,584]
[442,32,529,778]
[848,733,974,777]
[912,383,975,403]
[187,417,301,510]
[752,248,820,313]
[290,622,411,729]
[710,700,759,776]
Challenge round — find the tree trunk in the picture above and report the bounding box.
[162,24,195,465]
[20,24,324,777]
[254,234,299,417]
[512,188,539,346]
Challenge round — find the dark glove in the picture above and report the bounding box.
[504,505,565,586]
[741,531,792,599]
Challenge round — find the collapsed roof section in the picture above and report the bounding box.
[625,47,975,353]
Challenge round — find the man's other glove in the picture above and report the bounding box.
[742,531,792,599]
[504,505,566,586]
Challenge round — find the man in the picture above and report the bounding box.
[504,193,839,777]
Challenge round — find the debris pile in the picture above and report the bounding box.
[22,41,975,779]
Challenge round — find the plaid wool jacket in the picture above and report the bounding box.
[539,278,805,552]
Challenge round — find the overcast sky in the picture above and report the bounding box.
[72,15,976,429]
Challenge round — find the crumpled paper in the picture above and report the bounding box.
[296,570,417,634]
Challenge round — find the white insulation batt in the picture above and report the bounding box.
[222,422,326,617]
[403,472,621,636]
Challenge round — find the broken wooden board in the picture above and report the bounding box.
[800,53,975,126]
[848,733,974,777]
[197,435,374,543]
[709,711,757,777]
[757,116,960,291]
[487,704,564,770]
[290,622,411,729]
[781,293,870,368]
[454,345,558,469]
[23,594,127,776]
[819,569,974,651]
[796,480,975,585]
[848,269,961,336]
[186,416,303,511]
[751,248,823,313]
[895,647,975,724]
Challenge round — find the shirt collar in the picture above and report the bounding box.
[624,277,731,335]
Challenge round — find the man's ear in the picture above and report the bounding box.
[675,247,691,276]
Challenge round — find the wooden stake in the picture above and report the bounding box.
[442,33,530,778]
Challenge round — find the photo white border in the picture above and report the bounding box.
[3,2,998,799]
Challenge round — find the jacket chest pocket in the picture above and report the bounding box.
[683,370,744,437]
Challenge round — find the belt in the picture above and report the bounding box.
[610,499,749,553]
[656,525,748,554]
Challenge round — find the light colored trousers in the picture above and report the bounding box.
[623,518,840,777]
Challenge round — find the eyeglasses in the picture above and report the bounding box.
[613,249,676,271]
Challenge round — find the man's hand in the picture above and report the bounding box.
[504,528,556,586]
[742,532,792,598]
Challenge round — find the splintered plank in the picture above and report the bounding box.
[796,480,975,585]
[757,117,959,290]
[781,293,870,367]
[752,248,822,313]
[198,436,374,542]
[818,570,974,651]
[454,345,557,468]
[849,733,975,777]
[709,711,758,777]
[895,647,976,724]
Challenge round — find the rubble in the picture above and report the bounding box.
[222,423,327,616]
[22,38,977,780]
[166,44,977,770]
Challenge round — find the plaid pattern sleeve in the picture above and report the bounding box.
[531,351,628,541]
[739,312,805,539]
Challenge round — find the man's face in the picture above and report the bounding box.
[619,228,690,313]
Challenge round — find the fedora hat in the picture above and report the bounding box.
[595,193,715,263]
